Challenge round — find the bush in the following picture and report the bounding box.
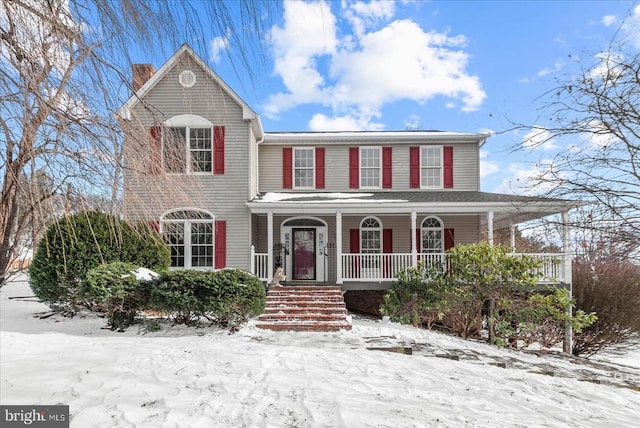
[572,258,640,357]
[382,242,596,347]
[81,262,152,330]
[29,211,169,307]
[151,269,265,330]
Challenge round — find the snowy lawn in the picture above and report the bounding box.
[1,274,639,427]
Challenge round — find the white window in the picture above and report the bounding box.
[294,148,314,188]
[163,115,213,174]
[360,217,382,254]
[360,147,381,188]
[421,216,443,253]
[421,146,443,188]
[161,209,214,269]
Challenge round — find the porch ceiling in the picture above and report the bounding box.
[247,191,584,227]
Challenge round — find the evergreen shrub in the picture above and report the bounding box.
[81,261,152,330]
[29,211,169,307]
[151,269,265,330]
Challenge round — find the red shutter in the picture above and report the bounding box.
[410,146,420,188]
[215,220,226,269]
[350,228,360,277]
[150,126,162,175]
[350,229,360,253]
[444,228,455,250]
[213,126,225,174]
[148,221,160,233]
[383,228,393,277]
[382,147,392,188]
[443,146,453,188]
[283,147,293,189]
[349,147,359,189]
[315,147,325,189]
[416,228,421,253]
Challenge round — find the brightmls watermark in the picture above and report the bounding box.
[1,405,69,427]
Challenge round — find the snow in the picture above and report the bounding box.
[2,274,639,427]
[258,192,408,204]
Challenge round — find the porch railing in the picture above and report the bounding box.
[251,248,569,284]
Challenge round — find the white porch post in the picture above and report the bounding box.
[411,211,418,267]
[487,211,494,245]
[509,224,516,252]
[562,210,573,354]
[336,212,343,284]
[267,211,274,284]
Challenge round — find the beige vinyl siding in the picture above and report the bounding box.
[258,142,479,192]
[123,55,253,270]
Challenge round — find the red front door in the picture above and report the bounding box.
[293,228,316,280]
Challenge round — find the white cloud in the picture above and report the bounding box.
[522,127,557,151]
[209,30,230,63]
[602,14,617,27]
[495,161,559,196]
[308,113,384,131]
[264,1,486,129]
[537,60,564,77]
[479,150,499,178]
[582,120,620,148]
[343,0,395,38]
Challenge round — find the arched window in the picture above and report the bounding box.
[163,114,213,174]
[161,209,214,268]
[421,216,444,253]
[360,217,382,254]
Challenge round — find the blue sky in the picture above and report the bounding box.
[133,0,639,195]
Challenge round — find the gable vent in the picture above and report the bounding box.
[179,70,196,88]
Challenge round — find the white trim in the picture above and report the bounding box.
[359,146,382,189]
[419,145,444,189]
[164,114,212,128]
[420,215,444,253]
[160,208,215,269]
[162,115,213,175]
[292,147,315,189]
[263,131,489,143]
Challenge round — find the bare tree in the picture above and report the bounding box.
[0,0,274,284]
[512,31,640,251]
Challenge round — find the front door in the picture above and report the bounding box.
[292,228,316,280]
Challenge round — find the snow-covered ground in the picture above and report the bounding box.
[1,274,638,427]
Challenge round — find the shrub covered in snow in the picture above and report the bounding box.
[81,261,152,330]
[29,211,169,307]
[151,269,265,330]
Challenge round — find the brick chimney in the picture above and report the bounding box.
[132,64,156,92]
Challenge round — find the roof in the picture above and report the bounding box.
[247,191,584,228]
[262,131,489,145]
[117,44,264,139]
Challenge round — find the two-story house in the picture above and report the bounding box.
[119,44,577,296]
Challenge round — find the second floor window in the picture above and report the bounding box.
[294,148,314,188]
[421,146,442,188]
[360,147,381,188]
[164,127,212,173]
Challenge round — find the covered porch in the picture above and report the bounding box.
[247,191,578,289]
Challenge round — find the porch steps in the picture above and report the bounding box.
[256,286,352,332]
